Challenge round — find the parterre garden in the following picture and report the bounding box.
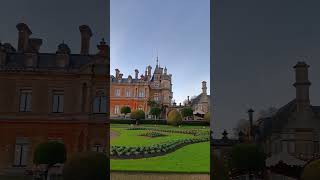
[110,124,210,173]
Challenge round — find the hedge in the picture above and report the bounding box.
[110,119,210,126]
[139,131,167,138]
[126,127,210,136]
[110,136,210,159]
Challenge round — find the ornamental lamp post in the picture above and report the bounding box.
[247,108,254,141]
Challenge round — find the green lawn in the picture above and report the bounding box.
[111,142,210,173]
[110,124,210,173]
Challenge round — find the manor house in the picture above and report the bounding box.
[0,23,109,173]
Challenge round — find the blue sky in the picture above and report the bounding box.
[111,0,210,104]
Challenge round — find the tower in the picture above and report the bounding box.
[293,61,311,113]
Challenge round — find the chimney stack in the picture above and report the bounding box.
[28,38,42,53]
[16,23,32,52]
[202,81,207,94]
[293,61,311,113]
[115,69,120,79]
[79,25,92,55]
[135,69,139,79]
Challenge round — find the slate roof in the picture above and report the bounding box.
[190,93,210,106]
[256,99,300,140]
[110,75,143,83]
[1,53,93,70]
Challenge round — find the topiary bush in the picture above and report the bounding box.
[130,110,145,125]
[167,110,182,126]
[33,141,66,180]
[120,106,131,116]
[301,159,320,180]
[62,152,109,180]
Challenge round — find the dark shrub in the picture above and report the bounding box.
[62,152,109,180]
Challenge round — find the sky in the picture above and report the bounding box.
[111,0,210,104]
[0,0,109,53]
[213,0,320,138]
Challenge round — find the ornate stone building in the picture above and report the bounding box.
[110,59,173,118]
[184,81,210,119]
[254,62,320,179]
[0,23,109,173]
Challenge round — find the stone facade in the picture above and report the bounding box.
[254,62,320,179]
[110,60,173,118]
[184,81,210,119]
[0,23,109,172]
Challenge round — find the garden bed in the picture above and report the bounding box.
[111,136,210,159]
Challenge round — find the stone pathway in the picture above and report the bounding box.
[111,172,210,180]
[110,130,119,140]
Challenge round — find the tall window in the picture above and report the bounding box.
[93,90,107,113]
[115,105,120,114]
[19,89,32,112]
[52,90,64,113]
[139,90,145,98]
[115,89,121,97]
[14,138,30,167]
[125,89,131,97]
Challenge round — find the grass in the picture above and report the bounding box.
[111,124,210,173]
[111,142,210,173]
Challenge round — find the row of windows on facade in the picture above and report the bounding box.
[114,89,163,102]
[13,138,103,167]
[113,105,144,114]
[19,89,107,113]
[114,88,147,98]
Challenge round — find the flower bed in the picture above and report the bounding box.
[127,127,209,137]
[139,131,167,138]
[110,136,210,159]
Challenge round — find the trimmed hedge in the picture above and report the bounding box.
[110,136,210,159]
[110,119,210,126]
[110,119,167,125]
[127,127,210,136]
[139,131,167,138]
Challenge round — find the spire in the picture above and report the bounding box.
[156,48,159,68]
